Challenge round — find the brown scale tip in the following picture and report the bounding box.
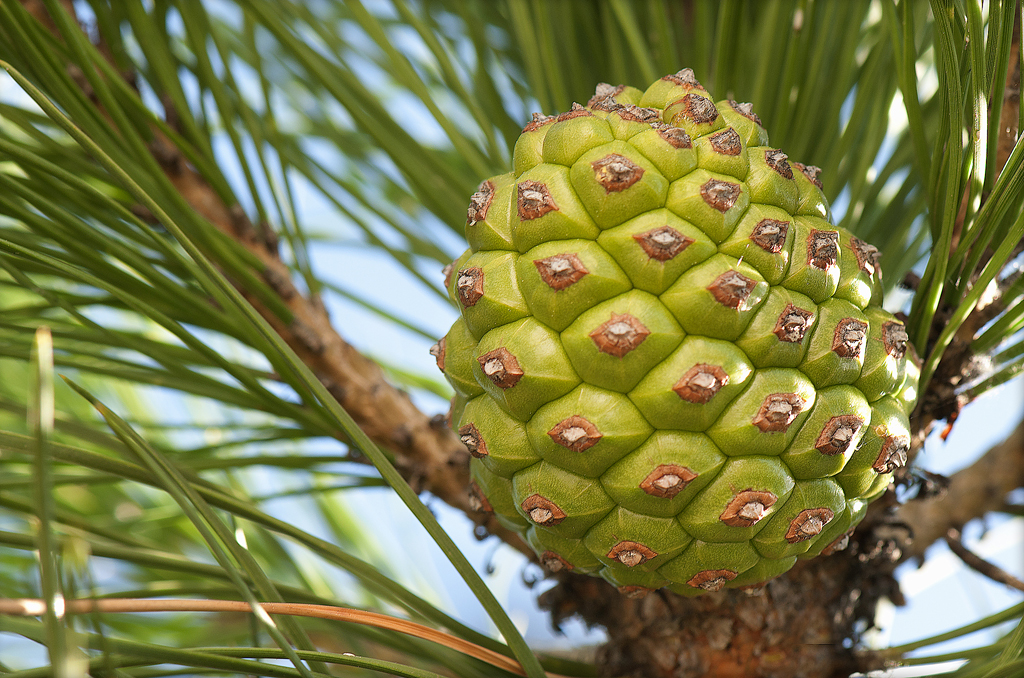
[633,225,693,261]
[709,127,742,156]
[785,508,835,543]
[773,303,814,343]
[821,529,854,555]
[548,415,602,452]
[764,149,794,179]
[587,83,625,108]
[707,270,757,309]
[674,93,720,124]
[752,393,804,432]
[619,104,661,122]
[727,100,762,126]
[455,267,485,307]
[687,569,738,592]
[517,180,558,221]
[540,551,574,572]
[720,489,778,527]
[617,585,653,599]
[468,482,492,513]
[522,112,556,133]
[850,236,881,276]
[873,433,910,474]
[442,261,455,288]
[467,180,495,226]
[807,229,840,270]
[832,318,868,359]
[556,102,592,122]
[477,347,524,389]
[793,162,824,189]
[521,494,566,526]
[429,337,446,371]
[815,415,863,456]
[592,153,645,193]
[700,178,741,212]
[589,98,623,114]
[607,541,657,567]
[883,321,909,359]
[750,218,790,253]
[640,464,697,499]
[458,423,487,458]
[651,122,693,149]
[673,363,729,404]
[663,68,702,89]
[534,252,588,290]
[590,313,650,357]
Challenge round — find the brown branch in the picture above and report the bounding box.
[897,417,1024,561]
[945,528,1024,592]
[18,1,531,558]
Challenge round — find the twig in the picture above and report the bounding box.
[945,529,1024,592]
[898,418,1024,560]
[0,597,530,676]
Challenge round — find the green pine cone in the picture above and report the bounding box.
[435,69,915,597]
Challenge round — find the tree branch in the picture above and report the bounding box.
[945,528,1024,592]
[897,418,1024,561]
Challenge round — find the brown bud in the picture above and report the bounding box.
[607,541,657,567]
[468,482,492,513]
[764,149,794,179]
[534,253,588,290]
[663,68,702,89]
[727,100,762,126]
[785,508,835,543]
[832,318,868,359]
[673,363,729,404]
[458,423,487,458]
[752,393,804,432]
[883,321,909,359]
[521,494,566,526]
[523,112,556,133]
[633,225,693,261]
[720,489,778,527]
[807,229,839,270]
[477,347,524,389]
[590,313,650,357]
[687,569,738,592]
[517,180,558,220]
[548,415,602,452]
[750,218,790,253]
[592,153,645,193]
[793,162,823,188]
[707,270,757,309]
[467,180,495,225]
[540,551,574,572]
[455,267,484,307]
[673,93,719,124]
[587,83,625,108]
[814,415,863,456]
[872,433,910,474]
[700,178,741,212]
[773,304,814,343]
[556,102,592,122]
[850,236,881,276]
[429,337,446,371]
[640,464,697,499]
[652,123,692,149]
[708,127,742,156]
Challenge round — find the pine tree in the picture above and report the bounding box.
[0,1,1022,677]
